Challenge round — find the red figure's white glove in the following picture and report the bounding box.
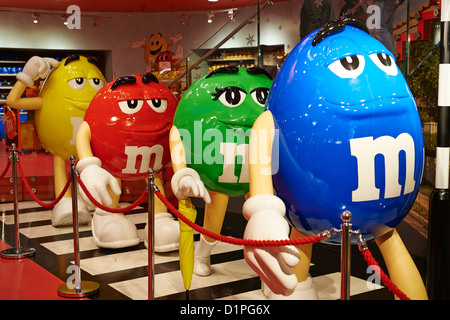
[76,156,121,207]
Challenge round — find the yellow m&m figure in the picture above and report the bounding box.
[7,55,106,226]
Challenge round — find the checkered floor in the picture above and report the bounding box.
[0,197,428,301]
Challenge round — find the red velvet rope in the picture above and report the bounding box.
[155,189,411,300]
[77,176,148,213]
[17,160,71,207]
[154,189,325,247]
[361,249,410,300]
[0,160,11,180]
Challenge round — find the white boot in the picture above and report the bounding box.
[91,207,139,249]
[262,275,319,300]
[193,234,217,276]
[52,197,91,227]
[144,212,180,252]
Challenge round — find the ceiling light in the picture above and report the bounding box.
[180,14,187,26]
[62,14,68,25]
[228,9,235,21]
[32,13,39,24]
[207,12,214,23]
[208,0,219,2]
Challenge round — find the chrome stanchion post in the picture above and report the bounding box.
[147,168,156,300]
[57,156,99,298]
[1,143,35,259]
[71,155,82,292]
[340,210,352,300]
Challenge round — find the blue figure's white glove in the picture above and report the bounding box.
[76,156,121,207]
[243,194,301,296]
[16,56,59,87]
[171,167,211,204]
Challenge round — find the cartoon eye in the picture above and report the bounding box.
[147,99,168,113]
[369,53,398,76]
[118,100,144,114]
[67,78,87,90]
[250,87,270,107]
[212,86,247,107]
[89,78,105,91]
[328,55,365,79]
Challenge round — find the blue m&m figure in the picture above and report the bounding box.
[244,17,428,300]
[267,17,424,244]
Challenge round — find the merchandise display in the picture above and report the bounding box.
[76,73,180,250]
[0,53,24,109]
[242,16,428,299]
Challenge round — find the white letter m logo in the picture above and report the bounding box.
[350,133,416,202]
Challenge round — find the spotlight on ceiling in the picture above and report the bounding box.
[180,14,187,26]
[32,13,39,24]
[62,14,68,25]
[207,12,214,23]
[228,9,235,21]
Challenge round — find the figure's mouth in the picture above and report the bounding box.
[217,119,254,130]
[120,123,171,136]
[64,97,91,111]
[321,95,413,119]
[150,48,161,56]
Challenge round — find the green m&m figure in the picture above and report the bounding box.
[170,66,273,276]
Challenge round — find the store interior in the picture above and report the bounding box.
[0,0,446,301]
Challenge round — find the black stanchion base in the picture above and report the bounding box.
[57,281,100,298]
[0,247,35,259]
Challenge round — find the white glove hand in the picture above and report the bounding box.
[171,167,211,203]
[16,56,59,87]
[76,157,121,207]
[243,194,300,296]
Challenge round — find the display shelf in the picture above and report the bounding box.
[0,53,31,142]
[0,47,112,147]
[207,58,255,62]
[193,44,285,73]
[0,60,26,63]
[0,57,25,108]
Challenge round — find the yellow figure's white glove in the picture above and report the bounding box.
[76,157,121,207]
[243,194,301,296]
[171,167,211,204]
[16,56,59,87]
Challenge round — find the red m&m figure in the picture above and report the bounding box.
[76,73,180,250]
